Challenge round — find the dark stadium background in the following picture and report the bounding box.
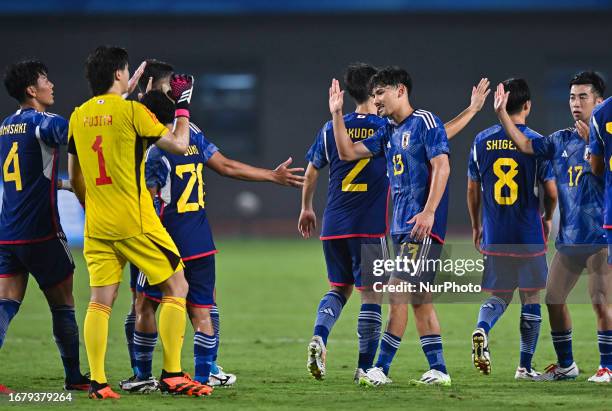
[0,1,610,237]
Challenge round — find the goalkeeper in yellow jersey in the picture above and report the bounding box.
[68,46,210,399]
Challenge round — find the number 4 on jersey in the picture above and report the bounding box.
[2,142,22,191]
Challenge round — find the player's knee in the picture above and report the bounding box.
[188,307,213,333]
[159,270,189,298]
[331,284,352,300]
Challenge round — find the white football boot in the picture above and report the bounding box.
[587,367,612,383]
[410,369,452,386]
[535,362,579,381]
[307,336,326,380]
[358,367,392,387]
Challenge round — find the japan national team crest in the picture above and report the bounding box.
[401,131,411,149]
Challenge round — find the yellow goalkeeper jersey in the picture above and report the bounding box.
[68,93,168,239]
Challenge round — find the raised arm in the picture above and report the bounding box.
[329,78,373,161]
[206,152,305,187]
[298,163,320,238]
[466,178,482,252]
[445,78,490,139]
[493,83,534,154]
[154,74,195,155]
[409,153,450,240]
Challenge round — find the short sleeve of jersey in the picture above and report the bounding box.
[538,158,554,182]
[590,111,605,156]
[424,125,450,161]
[37,113,68,147]
[67,110,77,155]
[132,101,169,138]
[467,143,480,182]
[362,125,388,156]
[305,127,328,169]
[531,135,555,159]
[145,146,170,190]
[198,134,219,164]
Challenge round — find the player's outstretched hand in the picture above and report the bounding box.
[493,83,509,115]
[127,61,147,97]
[273,157,306,188]
[298,209,317,239]
[329,78,345,114]
[575,119,590,141]
[408,210,434,242]
[469,78,491,112]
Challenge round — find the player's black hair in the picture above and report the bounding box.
[138,59,174,93]
[140,90,175,125]
[502,78,531,115]
[3,60,48,103]
[569,71,605,98]
[85,46,129,96]
[368,66,412,96]
[344,63,377,104]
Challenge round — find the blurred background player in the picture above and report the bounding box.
[0,60,89,394]
[120,88,304,392]
[300,63,490,382]
[67,46,211,399]
[468,78,557,380]
[588,91,612,383]
[495,72,611,382]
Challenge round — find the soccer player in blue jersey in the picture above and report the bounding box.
[495,72,612,382]
[119,89,304,392]
[0,60,89,393]
[588,93,612,383]
[301,63,491,382]
[328,66,454,386]
[468,78,557,380]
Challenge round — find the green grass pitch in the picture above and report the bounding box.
[0,238,610,410]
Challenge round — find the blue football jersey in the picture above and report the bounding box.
[0,108,67,243]
[589,97,612,228]
[362,109,450,242]
[306,112,388,239]
[145,123,218,260]
[532,127,606,251]
[468,124,552,256]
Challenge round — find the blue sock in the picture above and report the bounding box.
[134,331,157,379]
[420,334,448,374]
[124,312,137,374]
[375,332,401,375]
[51,305,82,383]
[210,305,220,374]
[597,330,612,369]
[313,291,347,345]
[519,304,541,371]
[194,332,216,384]
[357,304,382,370]
[477,296,507,334]
[0,299,20,348]
[551,329,573,368]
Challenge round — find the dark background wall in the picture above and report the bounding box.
[1,13,610,233]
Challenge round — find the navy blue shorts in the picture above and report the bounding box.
[391,234,443,285]
[0,234,75,290]
[482,254,548,292]
[322,237,388,289]
[137,254,216,307]
[129,263,139,291]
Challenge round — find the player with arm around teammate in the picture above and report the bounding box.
[493,72,612,382]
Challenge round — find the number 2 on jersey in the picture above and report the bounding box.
[176,163,205,213]
[342,159,370,192]
[92,135,112,185]
[493,157,518,205]
[2,142,22,191]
